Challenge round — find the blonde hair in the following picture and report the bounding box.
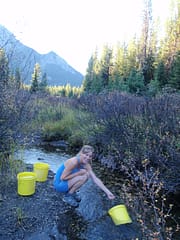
[79,145,94,154]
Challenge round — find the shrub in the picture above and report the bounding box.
[78,91,180,239]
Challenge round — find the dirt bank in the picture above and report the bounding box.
[0,164,82,240]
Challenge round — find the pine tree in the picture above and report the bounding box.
[127,69,145,94]
[15,68,21,89]
[83,54,95,91]
[169,51,180,89]
[155,61,167,87]
[0,48,9,87]
[85,58,103,94]
[30,63,41,93]
[99,45,113,89]
[138,0,154,85]
[112,42,127,79]
[160,0,180,76]
[127,37,138,74]
[39,72,48,91]
[83,49,101,93]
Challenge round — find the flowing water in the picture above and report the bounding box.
[16,147,71,173]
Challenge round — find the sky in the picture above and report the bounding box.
[0,0,172,75]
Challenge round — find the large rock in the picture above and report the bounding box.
[76,180,140,240]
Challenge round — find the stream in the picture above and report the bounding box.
[16,147,70,173]
[16,147,140,240]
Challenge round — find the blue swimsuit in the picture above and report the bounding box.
[53,155,82,193]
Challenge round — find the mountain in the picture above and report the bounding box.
[0,25,84,86]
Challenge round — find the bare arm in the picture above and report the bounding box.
[88,168,115,200]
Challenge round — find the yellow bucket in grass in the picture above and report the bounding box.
[17,172,37,196]
[108,204,132,225]
[33,162,49,182]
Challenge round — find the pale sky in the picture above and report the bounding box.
[0,0,171,74]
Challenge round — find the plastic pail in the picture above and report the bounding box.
[108,204,132,225]
[17,172,37,196]
[33,162,49,182]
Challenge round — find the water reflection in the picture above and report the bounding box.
[16,147,71,172]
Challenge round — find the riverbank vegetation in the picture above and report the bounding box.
[0,0,180,239]
[1,87,179,238]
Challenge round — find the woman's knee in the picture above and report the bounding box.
[75,174,88,184]
[79,168,88,175]
[81,173,89,183]
[81,169,90,178]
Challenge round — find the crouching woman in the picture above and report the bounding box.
[53,145,115,207]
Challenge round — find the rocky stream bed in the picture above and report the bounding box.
[0,160,140,240]
[0,138,179,239]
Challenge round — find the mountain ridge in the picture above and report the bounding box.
[0,25,84,86]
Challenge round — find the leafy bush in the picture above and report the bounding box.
[78,92,180,193]
[78,91,180,238]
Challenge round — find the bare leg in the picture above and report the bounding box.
[68,174,88,193]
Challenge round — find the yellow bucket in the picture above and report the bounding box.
[108,204,132,225]
[33,162,49,182]
[17,172,37,196]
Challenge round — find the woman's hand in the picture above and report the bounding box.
[106,191,116,200]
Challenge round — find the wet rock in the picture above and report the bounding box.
[76,180,108,221]
[82,217,138,240]
[40,140,69,151]
[76,180,140,240]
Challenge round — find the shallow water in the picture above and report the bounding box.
[16,147,71,172]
